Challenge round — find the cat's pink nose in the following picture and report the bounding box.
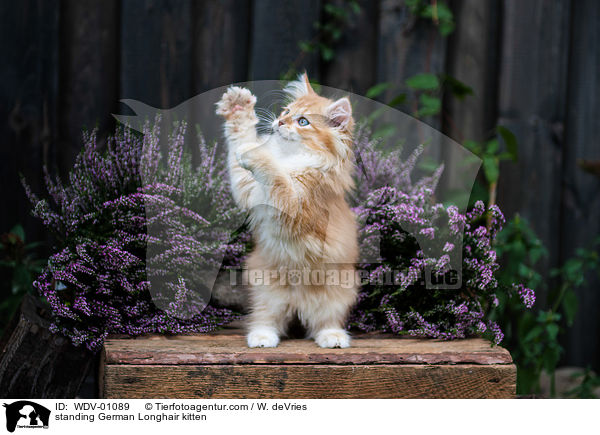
[278,119,284,126]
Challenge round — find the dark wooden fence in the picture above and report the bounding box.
[1,0,598,369]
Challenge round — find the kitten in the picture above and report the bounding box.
[216,74,358,348]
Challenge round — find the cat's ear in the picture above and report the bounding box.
[302,73,316,94]
[326,97,352,128]
[284,72,315,99]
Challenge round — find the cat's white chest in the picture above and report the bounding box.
[264,136,323,171]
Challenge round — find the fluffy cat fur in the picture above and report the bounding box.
[216,74,358,348]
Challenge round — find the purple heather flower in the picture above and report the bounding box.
[25,125,244,352]
[513,283,536,308]
[346,128,533,344]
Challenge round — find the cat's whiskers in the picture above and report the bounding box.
[255,107,277,135]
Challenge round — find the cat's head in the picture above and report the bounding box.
[272,73,354,162]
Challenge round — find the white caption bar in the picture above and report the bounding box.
[1,399,597,434]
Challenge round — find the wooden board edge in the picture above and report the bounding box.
[102,363,516,399]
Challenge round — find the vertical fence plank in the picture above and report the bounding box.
[249,0,322,81]
[444,0,500,143]
[0,0,59,240]
[58,0,119,173]
[120,0,192,108]
[496,0,571,305]
[191,0,251,93]
[561,0,600,370]
[442,0,500,209]
[376,0,447,128]
[321,0,380,95]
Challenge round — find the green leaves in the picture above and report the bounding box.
[423,2,455,36]
[417,94,441,117]
[406,73,440,91]
[482,155,499,184]
[562,289,578,327]
[404,73,442,118]
[366,82,392,99]
[297,0,362,64]
[406,0,455,36]
[388,93,407,107]
[497,125,518,161]
[461,127,519,188]
[0,223,46,336]
[566,368,600,398]
[441,74,474,99]
[494,215,600,396]
[10,224,26,243]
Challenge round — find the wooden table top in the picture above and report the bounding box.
[103,328,513,366]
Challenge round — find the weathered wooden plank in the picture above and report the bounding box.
[102,363,516,398]
[0,0,59,242]
[444,0,500,143]
[496,0,571,306]
[191,0,251,93]
[442,0,500,202]
[249,0,321,80]
[376,0,447,128]
[120,0,192,108]
[58,0,119,172]
[103,332,512,366]
[0,295,94,398]
[321,0,380,95]
[560,0,600,370]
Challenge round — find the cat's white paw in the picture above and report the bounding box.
[315,328,351,348]
[235,144,254,171]
[235,142,265,171]
[247,328,280,348]
[216,86,256,119]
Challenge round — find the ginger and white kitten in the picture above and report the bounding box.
[216,74,358,348]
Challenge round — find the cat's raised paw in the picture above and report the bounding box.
[235,143,259,171]
[247,328,280,348]
[315,328,351,348]
[216,86,257,120]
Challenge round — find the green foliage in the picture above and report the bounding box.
[492,218,600,395]
[406,73,440,90]
[406,0,455,36]
[463,126,520,187]
[497,125,518,162]
[0,224,47,334]
[566,368,600,398]
[365,82,393,99]
[367,73,471,121]
[440,73,474,99]
[284,0,361,80]
[405,73,441,118]
[416,93,441,118]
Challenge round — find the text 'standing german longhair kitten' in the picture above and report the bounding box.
[216,74,358,348]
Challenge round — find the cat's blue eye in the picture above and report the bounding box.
[282,108,290,115]
[297,117,309,126]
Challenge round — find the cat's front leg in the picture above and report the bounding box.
[314,328,351,348]
[247,326,280,348]
[216,86,262,210]
[301,284,357,349]
[246,280,292,348]
[234,145,302,219]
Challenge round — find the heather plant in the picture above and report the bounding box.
[23,122,242,352]
[348,128,534,344]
